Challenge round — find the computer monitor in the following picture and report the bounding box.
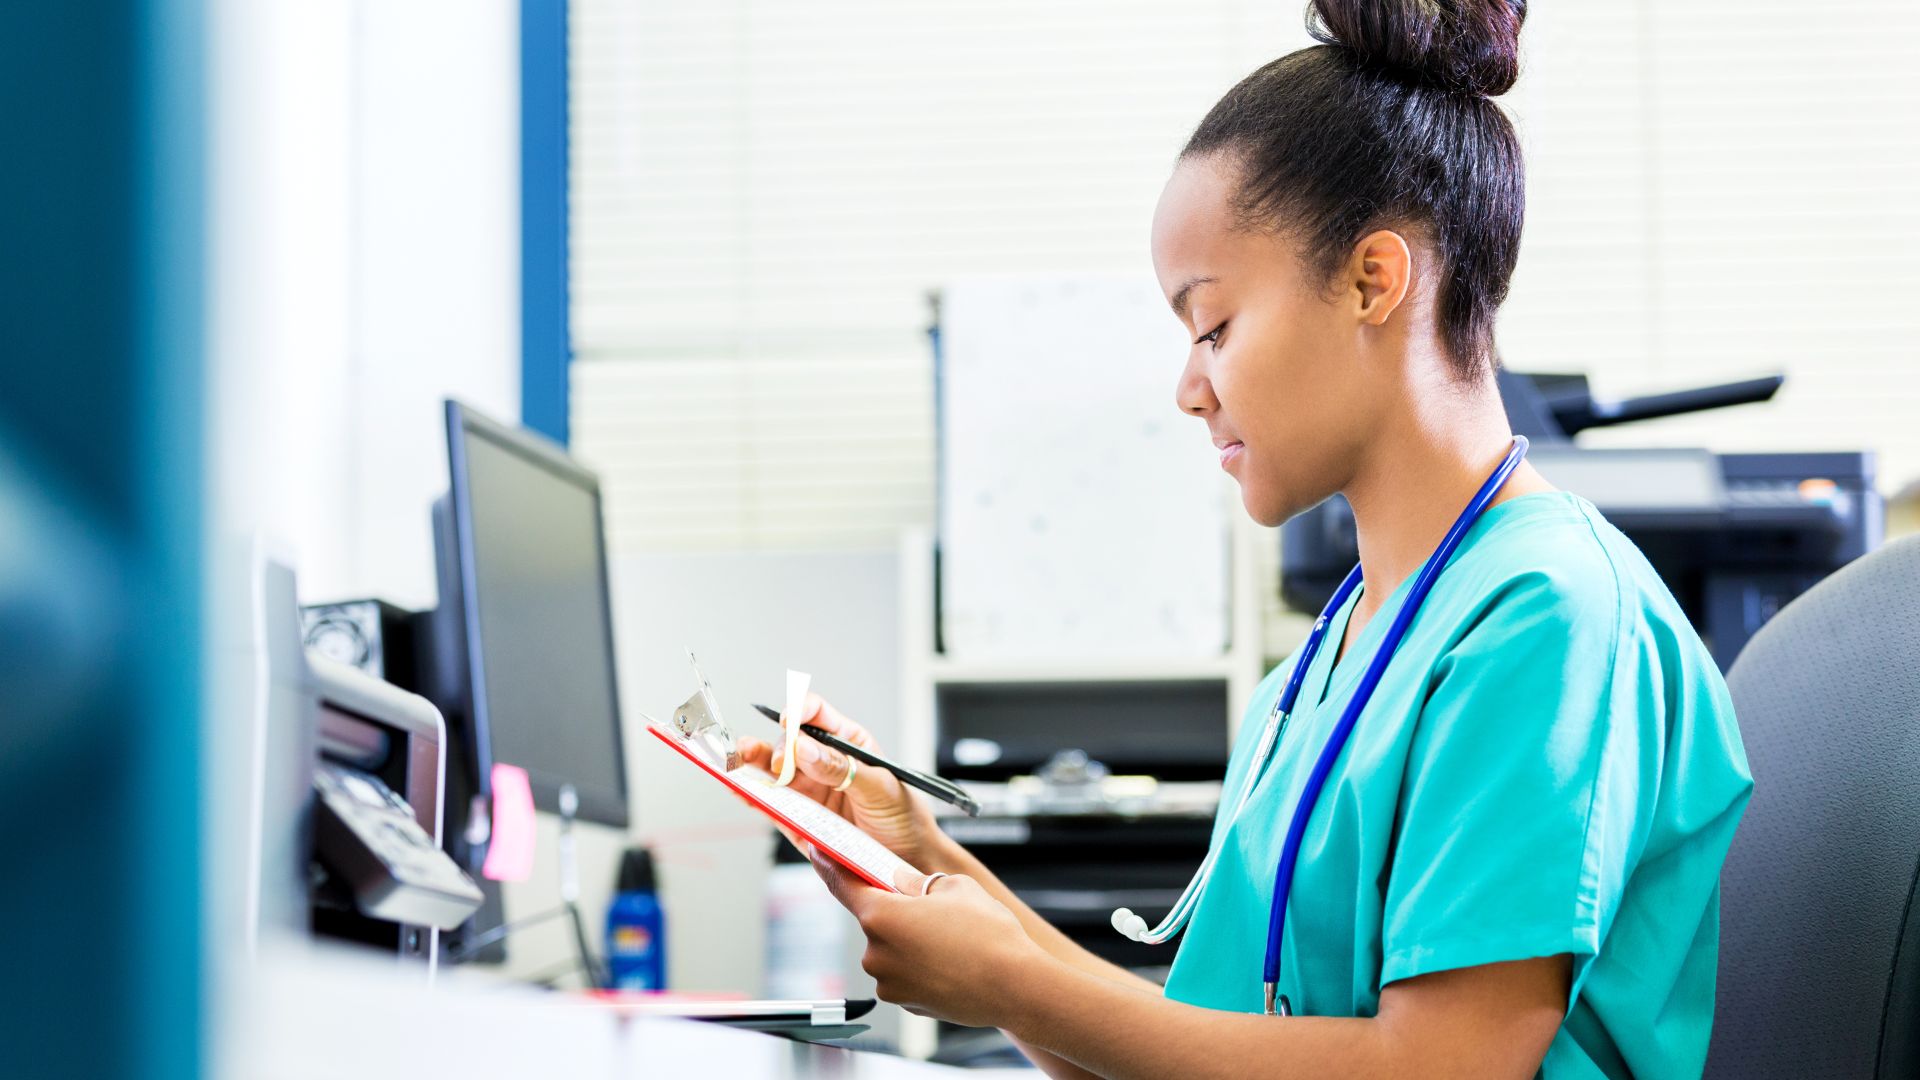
[438,400,630,827]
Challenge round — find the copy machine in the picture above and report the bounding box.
[1280,372,1883,669]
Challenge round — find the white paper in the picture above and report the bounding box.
[728,763,914,888]
[775,668,810,787]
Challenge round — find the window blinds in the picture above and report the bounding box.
[1501,0,1920,475]
[568,1,1302,551]
[570,0,1920,554]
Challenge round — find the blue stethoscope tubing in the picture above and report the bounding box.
[1258,435,1530,1015]
[1108,436,1530,1017]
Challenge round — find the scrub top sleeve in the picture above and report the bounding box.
[1378,568,1642,998]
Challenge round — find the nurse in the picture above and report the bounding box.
[739,1,1753,1076]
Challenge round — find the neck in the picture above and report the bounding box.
[1341,376,1547,608]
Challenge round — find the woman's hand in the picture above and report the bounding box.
[735,692,952,871]
[811,852,1055,1028]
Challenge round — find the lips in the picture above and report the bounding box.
[1214,438,1244,469]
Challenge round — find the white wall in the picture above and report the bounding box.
[203,0,527,1011]
[207,0,520,608]
[206,0,359,592]
[351,2,524,607]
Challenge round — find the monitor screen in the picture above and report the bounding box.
[448,402,628,826]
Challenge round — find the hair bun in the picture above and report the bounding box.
[1309,0,1525,98]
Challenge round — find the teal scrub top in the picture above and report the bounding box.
[1163,492,1753,1079]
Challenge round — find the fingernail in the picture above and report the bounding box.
[800,742,819,764]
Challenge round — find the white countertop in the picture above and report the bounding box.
[220,943,1026,1079]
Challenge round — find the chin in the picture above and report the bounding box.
[1237,485,1294,529]
[1237,473,1324,529]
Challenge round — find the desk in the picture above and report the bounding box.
[224,943,1014,1078]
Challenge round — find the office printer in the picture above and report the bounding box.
[249,559,483,964]
[1280,371,1884,669]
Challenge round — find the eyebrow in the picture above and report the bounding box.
[1170,276,1217,320]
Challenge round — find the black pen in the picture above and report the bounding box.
[752,703,980,817]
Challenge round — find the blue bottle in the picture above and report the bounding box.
[605,848,666,991]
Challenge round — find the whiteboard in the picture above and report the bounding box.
[938,275,1229,661]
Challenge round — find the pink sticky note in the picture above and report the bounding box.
[482,763,537,882]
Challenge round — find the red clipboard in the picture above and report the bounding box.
[646,721,914,893]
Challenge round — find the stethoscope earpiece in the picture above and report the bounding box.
[1111,908,1150,942]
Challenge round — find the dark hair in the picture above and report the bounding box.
[1182,0,1527,379]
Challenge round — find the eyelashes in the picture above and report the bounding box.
[1195,322,1227,350]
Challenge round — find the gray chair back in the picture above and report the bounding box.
[1708,535,1920,1079]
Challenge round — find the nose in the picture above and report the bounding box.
[1175,346,1219,417]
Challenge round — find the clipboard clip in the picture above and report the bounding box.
[671,650,739,771]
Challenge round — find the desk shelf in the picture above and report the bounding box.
[891,519,1269,1059]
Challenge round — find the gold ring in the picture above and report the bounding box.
[834,757,857,792]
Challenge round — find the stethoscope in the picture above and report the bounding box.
[1112,436,1530,1016]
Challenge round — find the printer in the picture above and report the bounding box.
[1280,371,1884,669]
[248,558,483,965]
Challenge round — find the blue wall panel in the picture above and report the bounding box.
[522,0,572,445]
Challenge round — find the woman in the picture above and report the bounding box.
[740,2,1752,1076]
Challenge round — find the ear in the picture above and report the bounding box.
[1346,230,1414,327]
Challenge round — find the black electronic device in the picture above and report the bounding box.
[935,681,1229,783]
[296,639,482,961]
[1280,371,1884,669]
[312,760,483,930]
[251,558,487,962]
[301,598,422,685]
[419,400,633,968]
[433,399,629,829]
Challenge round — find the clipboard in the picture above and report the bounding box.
[645,719,917,893]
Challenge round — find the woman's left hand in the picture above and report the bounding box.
[810,851,1055,1028]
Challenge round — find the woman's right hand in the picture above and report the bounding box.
[735,692,951,872]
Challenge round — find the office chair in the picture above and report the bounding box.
[1706,534,1920,1079]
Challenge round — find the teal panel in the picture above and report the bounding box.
[0,1,204,1077]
